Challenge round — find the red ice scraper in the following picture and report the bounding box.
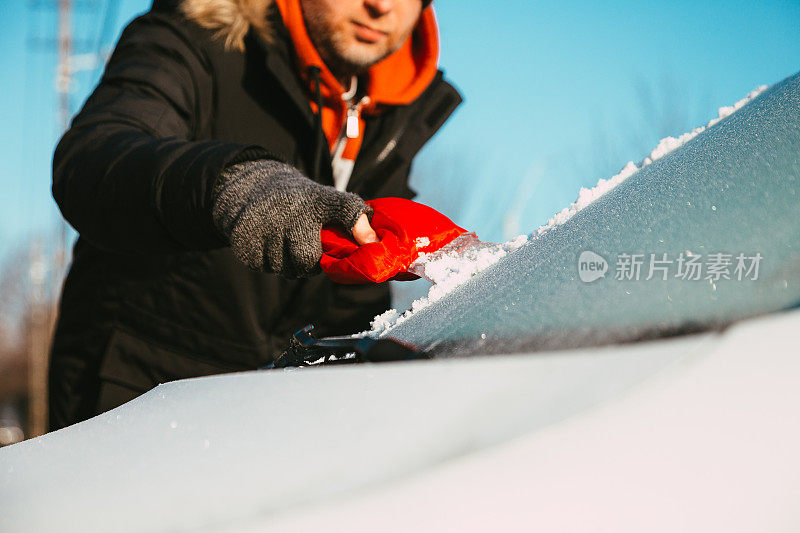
[320,197,470,284]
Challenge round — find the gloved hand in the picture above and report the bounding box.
[211,159,373,278]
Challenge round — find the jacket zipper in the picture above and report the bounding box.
[345,96,369,138]
[332,93,370,159]
[331,78,370,190]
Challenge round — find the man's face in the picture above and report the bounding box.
[301,0,423,77]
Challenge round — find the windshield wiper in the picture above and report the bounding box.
[265,324,427,368]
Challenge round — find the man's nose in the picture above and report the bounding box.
[364,0,394,17]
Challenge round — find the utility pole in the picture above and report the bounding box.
[54,0,73,289]
[26,0,73,438]
[54,0,73,281]
[24,0,113,437]
[25,0,72,437]
[27,241,50,438]
[57,0,72,135]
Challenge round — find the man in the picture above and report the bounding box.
[49,0,460,430]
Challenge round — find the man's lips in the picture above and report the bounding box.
[351,21,388,43]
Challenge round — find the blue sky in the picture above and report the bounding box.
[1,0,799,262]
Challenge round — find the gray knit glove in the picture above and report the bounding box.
[211,159,372,278]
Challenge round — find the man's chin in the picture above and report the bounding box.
[339,44,391,70]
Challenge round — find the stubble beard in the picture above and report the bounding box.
[303,10,398,80]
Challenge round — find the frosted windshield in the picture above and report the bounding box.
[387,72,800,354]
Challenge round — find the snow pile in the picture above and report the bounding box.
[410,233,529,296]
[365,233,528,337]
[359,84,768,339]
[536,85,767,235]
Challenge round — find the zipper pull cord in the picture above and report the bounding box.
[341,76,358,101]
[340,76,370,140]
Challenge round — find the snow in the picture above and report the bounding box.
[364,233,528,337]
[257,310,800,533]
[414,236,430,249]
[362,84,768,339]
[3,290,798,533]
[0,317,720,533]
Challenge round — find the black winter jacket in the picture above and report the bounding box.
[49,0,461,429]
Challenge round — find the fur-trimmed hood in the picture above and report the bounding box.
[181,0,277,51]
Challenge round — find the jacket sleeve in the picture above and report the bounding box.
[52,10,273,254]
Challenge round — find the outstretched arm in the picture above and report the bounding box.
[52,10,272,254]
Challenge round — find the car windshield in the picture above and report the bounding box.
[383,72,800,356]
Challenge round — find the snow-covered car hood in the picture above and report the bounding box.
[259,308,800,533]
[2,308,799,533]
